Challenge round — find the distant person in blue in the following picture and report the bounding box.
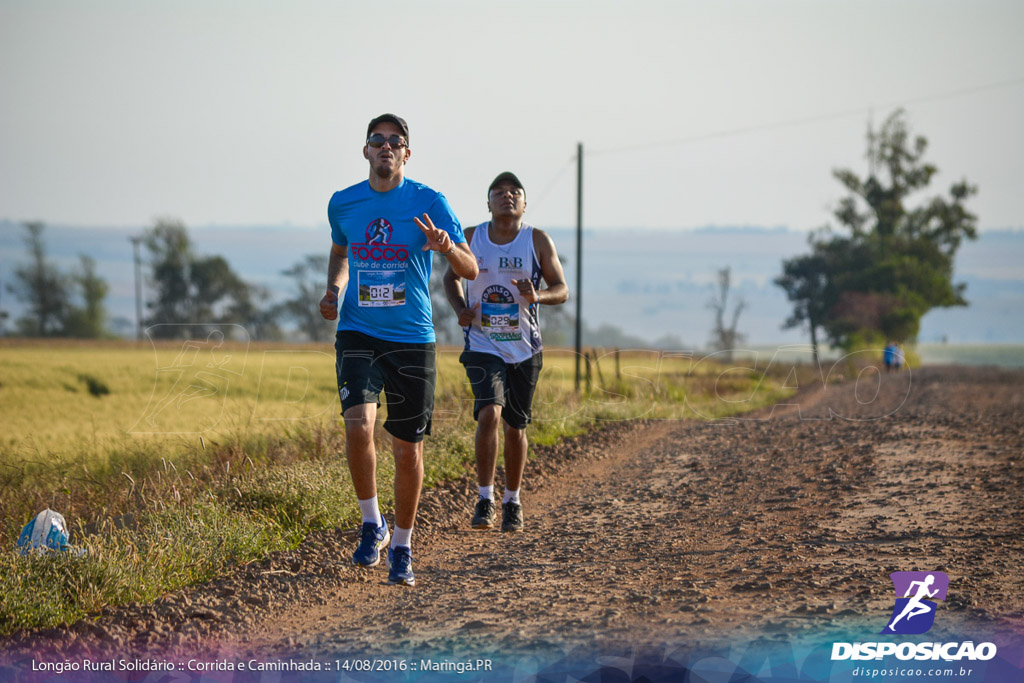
[884,340,905,373]
[884,341,898,373]
[319,114,478,586]
[442,171,568,533]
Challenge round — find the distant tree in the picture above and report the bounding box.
[226,283,283,341]
[7,223,111,338]
[774,251,828,363]
[778,110,978,350]
[63,255,110,338]
[7,222,70,336]
[279,254,334,342]
[144,218,193,331]
[143,218,253,339]
[583,321,650,349]
[189,254,249,323]
[706,267,746,360]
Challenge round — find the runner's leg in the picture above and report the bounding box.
[344,402,379,501]
[503,420,527,494]
[476,404,501,488]
[392,436,423,533]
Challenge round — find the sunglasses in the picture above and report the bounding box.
[366,134,408,149]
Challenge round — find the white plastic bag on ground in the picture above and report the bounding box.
[17,508,84,556]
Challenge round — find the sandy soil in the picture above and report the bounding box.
[3,365,1023,679]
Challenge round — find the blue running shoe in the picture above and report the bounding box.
[352,518,389,567]
[387,546,415,586]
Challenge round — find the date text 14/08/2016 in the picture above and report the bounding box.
[338,659,494,674]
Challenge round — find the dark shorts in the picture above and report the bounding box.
[335,330,436,443]
[460,350,543,430]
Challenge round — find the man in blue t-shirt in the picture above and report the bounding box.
[319,113,478,586]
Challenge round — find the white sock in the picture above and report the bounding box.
[358,496,382,526]
[479,485,494,501]
[503,489,520,505]
[391,526,413,549]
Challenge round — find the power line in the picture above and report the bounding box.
[525,154,577,213]
[588,76,1024,158]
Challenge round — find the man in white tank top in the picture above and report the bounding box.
[443,171,569,532]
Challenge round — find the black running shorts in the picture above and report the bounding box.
[460,350,543,430]
[335,330,436,443]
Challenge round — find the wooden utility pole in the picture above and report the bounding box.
[130,235,144,341]
[574,142,583,392]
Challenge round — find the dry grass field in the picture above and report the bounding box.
[0,339,793,634]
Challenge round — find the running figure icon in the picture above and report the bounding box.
[882,571,949,635]
[887,574,938,631]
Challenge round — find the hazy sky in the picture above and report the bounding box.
[2,0,1022,233]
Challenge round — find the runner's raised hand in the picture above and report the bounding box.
[414,213,454,253]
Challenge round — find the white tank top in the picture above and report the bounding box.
[463,223,543,363]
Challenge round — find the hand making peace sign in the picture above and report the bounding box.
[414,213,455,254]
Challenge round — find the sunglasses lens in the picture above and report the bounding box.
[367,134,404,149]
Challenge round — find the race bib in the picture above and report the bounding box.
[481,302,521,341]
[358,270,406,307]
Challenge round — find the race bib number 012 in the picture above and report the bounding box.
[358,271,406,307]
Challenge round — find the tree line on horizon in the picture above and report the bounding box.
[3,218,334,343]
[1,218,583,346]
[0,216,705,350]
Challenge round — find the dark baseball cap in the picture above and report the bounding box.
[488,171,525,195]
[366,113,409,144]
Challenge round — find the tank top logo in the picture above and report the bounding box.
[499,256,523,269]
[482,284,515,304]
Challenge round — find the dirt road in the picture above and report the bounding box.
[4,365,1023,681]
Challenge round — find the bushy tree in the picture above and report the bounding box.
[777,110,977,350]
[144,219,193,329]
[279,254,334,342]
[63,255,110,338]
[7,222,110,338]
[8,222,69,336]
[226,283,283,342]
[143,218,255,339]
[774,252,828,362]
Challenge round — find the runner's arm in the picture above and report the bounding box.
[444,226,477,325]
[532,229,569,306]
[319,242,349,321]
[445,241,479,281]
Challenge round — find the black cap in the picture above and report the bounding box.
[488,171,524,195]
[366,113,409,144]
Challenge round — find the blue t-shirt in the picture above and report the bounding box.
[328,177,464,343]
